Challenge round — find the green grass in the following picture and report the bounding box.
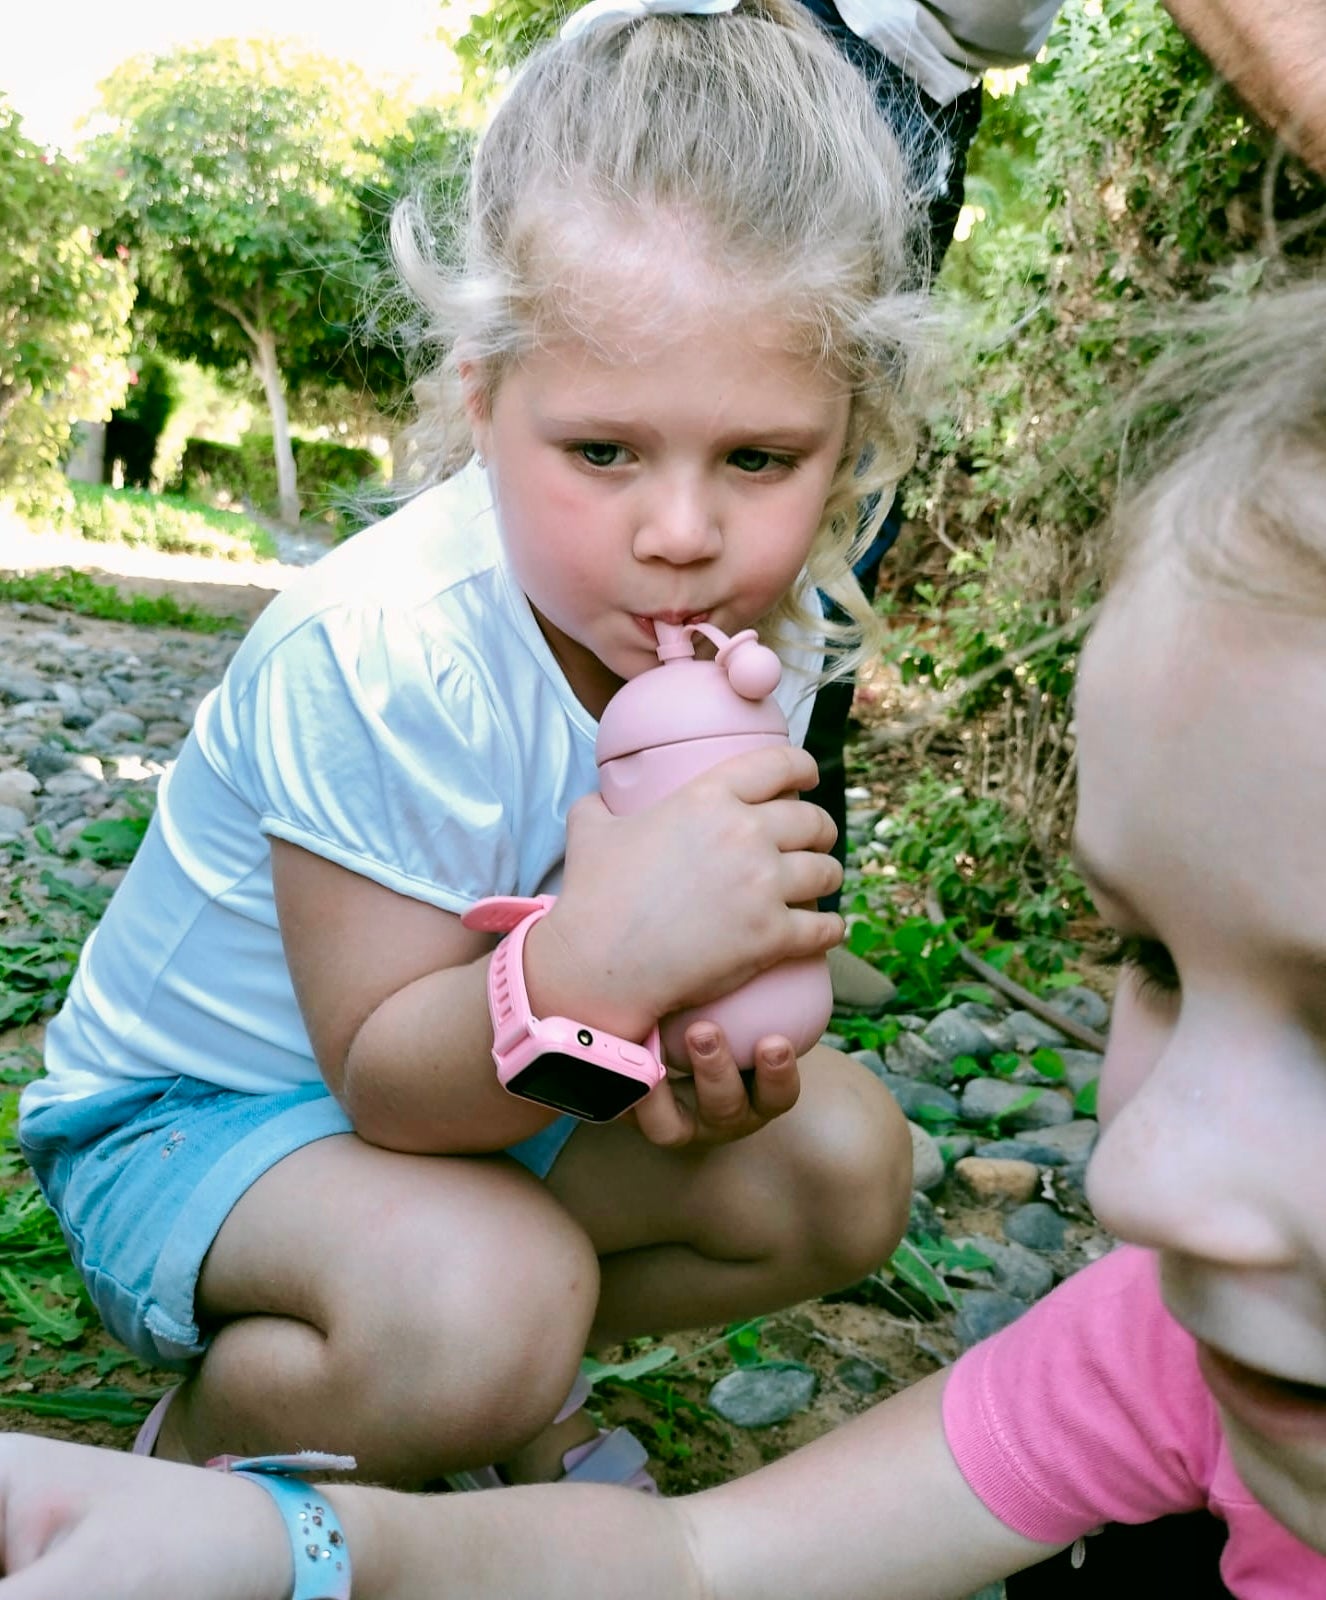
[23,482,278,563]
[0,568,241,633]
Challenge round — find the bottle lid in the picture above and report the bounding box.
[596,623,788,762]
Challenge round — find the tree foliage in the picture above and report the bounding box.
[916,0,1326,588]
[442,0,566,109]
[0,98,133,506]
[91,40,404,523]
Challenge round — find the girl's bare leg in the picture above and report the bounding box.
[153,1136,600,1487]
[546,1046,911,1343]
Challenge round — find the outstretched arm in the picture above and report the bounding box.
[0,1376,1057,1600]
[1162,0,1326,172]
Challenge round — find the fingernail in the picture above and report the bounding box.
[766,1044,793,1066]
[692,1031,720,1057]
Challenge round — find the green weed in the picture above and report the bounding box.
[0,569,240,633]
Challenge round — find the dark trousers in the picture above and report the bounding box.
[796,0,981,911]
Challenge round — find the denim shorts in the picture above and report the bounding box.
[19,1077,578,1371]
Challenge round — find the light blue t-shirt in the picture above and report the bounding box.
[26,466,818,1110]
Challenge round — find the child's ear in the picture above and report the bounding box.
[458,356,493,459]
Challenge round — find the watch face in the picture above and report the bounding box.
[507,1055,651,1122]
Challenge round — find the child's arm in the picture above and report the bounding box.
[274,742,841,1153]
[0,1376,1057,1600]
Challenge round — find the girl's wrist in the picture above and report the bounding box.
[521,910,661,1044]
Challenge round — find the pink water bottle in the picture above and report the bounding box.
[595,621,833,1068]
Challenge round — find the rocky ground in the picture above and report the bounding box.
[0,531,1114,1597]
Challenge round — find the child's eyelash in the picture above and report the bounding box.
[1099,934,1181,999]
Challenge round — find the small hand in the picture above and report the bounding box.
[632,1023,800,1149]
[0,1434,290,1600]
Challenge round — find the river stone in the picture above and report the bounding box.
[959,1077,1073,1130]
[1004,1202,1068,1252]
[952,1235,1056,1303]
[1056,1049,1104,1096]
[907,1120,946,1193]
[953,1157,1041,1205]
[835,1357,886,1396]
[1023,1119,1099,1162]
[976,1138,1067,1167]
[709,1364,818,1428]
[921,1008,994,1062]
[1053,985,1111,1032]
[1003,1010,1069,1051]
[883,1031,948,1083]
[954,1290,1027,1349]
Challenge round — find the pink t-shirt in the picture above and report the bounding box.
[942,1246,1326,1596]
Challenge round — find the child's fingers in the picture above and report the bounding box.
[632,1076,696,1148]
[747,1038,802,1120]
[686,1027,756,1132]
[706,743,823,803]
[779,849,845,909]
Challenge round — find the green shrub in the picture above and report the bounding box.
[24,482,276,561]
[176,432,383,534]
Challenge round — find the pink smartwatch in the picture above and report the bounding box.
[460,895,666,1122]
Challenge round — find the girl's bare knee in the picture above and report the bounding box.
[335,1214,600,1468]
[782,1055,912,1284]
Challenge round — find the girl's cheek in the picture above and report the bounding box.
[1096,978,1174,1127]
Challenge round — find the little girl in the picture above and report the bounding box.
[4,281,1323,1599]
[16,0,923,1488]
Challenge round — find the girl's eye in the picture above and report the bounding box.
[729,448,793,474]
[1101,934,1181,1002]
[574,442,628,468]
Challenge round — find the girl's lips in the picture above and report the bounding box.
[632,612,710,641]
[1198,1342,1326,1443]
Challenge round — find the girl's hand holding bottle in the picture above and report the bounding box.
[525,740,843,1061]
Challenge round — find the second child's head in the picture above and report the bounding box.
[394,0,929,711]
[1073,282,1326,1551]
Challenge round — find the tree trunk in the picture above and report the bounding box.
[251,326,301,528]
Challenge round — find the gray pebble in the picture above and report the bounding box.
[1003,1010,1069,1050]
[907,1120,946,1193]
[959,1077,1073,1131]
[835,1358,886,1396]
[954,1290,1027,1349]
[1004,1202,1068,1252]
[922,1009,995,1062]
[709,1364,818,1428]
[976,1138,1067,1166]
[952,1235,1055,1303]
[883,1031,948,1083]
[1053,985,1111,1032]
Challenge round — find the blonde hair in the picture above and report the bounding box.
[1112,279,1326,608]
[390,0,933,675]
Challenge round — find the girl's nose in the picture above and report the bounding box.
[632,479,722,565]
[1085,1015,1298,1270]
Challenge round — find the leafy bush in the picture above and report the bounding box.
[176,433,383,533]
[22,482,276,561]
[0,99,134,508]
[918,0,1326,581]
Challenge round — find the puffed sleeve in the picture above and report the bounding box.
[221,604,520,913]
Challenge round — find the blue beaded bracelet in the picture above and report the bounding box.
[210,1451,355,1600]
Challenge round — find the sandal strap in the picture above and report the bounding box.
[560,1426,651,1485]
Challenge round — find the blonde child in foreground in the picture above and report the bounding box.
[15,0,922,1490]
[5,281,1326,1599]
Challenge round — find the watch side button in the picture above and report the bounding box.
[616,1042,649,1065]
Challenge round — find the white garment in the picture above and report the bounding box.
[25,465,819,1111]
[835,0,1062,102]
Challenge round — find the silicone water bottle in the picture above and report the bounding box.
[595,621,833,1068]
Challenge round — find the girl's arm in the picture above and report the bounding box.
[0,1377,1057,1600]
[274,742,842,1153]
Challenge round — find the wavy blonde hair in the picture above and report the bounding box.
[391,0,934,675]
[1111,279,1326,607]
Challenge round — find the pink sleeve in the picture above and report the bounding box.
[942,1246,1222,1545]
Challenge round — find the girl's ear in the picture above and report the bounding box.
[458,357,493,459]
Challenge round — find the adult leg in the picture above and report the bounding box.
[154,1135,601,1488]
[545,1046,911,1343]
